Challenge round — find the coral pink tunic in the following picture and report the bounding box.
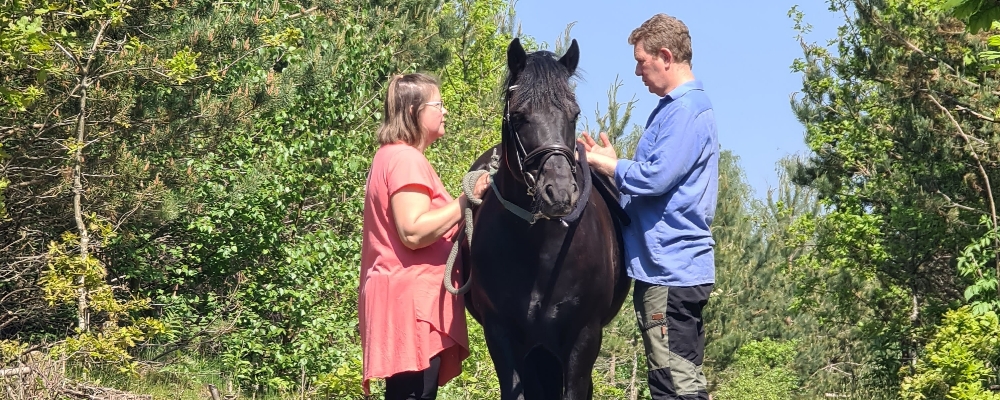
[359,143,469,394]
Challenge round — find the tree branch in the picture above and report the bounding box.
[53,42,80,69]
[954,105,996,123]
[937,190,988,214]
[926,92,999,271]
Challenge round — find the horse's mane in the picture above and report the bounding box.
[503,50,580,114]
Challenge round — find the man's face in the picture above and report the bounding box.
[633,40,670,97]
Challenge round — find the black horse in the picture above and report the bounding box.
[460,38,631,400]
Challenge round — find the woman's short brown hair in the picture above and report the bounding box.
[377,73,439,146]
[628,13,693,66]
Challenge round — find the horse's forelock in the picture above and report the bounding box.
[504,52,579,113]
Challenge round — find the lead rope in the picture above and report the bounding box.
[444,151,499,295]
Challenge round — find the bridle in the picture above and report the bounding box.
[503,85,578,197]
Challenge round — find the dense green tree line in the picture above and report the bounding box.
[788,0,1000,398]
[1,0,513,396]
[4,0,998,398]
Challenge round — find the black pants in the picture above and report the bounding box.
[384,355,441,400]
[634,281,712,400]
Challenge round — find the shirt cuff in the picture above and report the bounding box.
[614,159,636,191]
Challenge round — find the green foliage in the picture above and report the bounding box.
[4,0,812,398]
[4,0,369,394]
[437,321,502,399]
[37,226,166,376]
[593,373,628,399]
[0,7,54,111]
[430,0,511,188]
[942,0,1000,33]
[714,339,800,400]
[0,340,28,364]
[313,356,365,399]
[163,47,200,84]
[53,319,167,376]
[590,286,649,400]
[901,306,1000,400]
[580,75,641,162]
[703,154,862,397]
[790,0,1000,396]
[110,0,514,392]
[959,217,1000,314]
[199,4,426,389]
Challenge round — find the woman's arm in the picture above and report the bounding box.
[390,173,487,250]
[391,186,467,250]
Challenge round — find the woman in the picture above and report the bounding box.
[359,73,488,400]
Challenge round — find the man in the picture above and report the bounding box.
[580,13,718,400]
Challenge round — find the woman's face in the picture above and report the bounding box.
[418,86,447,145]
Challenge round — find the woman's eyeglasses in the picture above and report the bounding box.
[424,101,444,110]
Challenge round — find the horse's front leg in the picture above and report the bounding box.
[563,322,603,400]
[483,322,526,400]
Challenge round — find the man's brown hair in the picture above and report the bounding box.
[377,73,439,146]
[628,13,693,66]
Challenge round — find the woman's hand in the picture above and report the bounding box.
[472,172,490,200]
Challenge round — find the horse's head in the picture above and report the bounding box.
[502,38,582,219]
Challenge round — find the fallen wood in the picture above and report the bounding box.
[0,366,31,377]
[208,384,221,400]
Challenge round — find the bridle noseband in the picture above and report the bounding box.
[504,85,578,197]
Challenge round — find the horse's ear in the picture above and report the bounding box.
[507,38,527,77]
[558,39,579,75]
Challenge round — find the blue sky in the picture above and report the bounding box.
[512,1,844,200]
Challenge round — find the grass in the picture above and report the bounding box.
[65,354,296,400]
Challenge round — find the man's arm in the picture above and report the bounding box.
[587,152,618,178]
[614,108,707,197]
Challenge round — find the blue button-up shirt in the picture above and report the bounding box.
[614,80,719,286]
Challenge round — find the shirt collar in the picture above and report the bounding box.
[663,79,703,101]
[646,80,703,129]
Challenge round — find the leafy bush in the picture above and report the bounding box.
[901,306,1000,400]
[714,338,800,400]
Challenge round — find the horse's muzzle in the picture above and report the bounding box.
[535,156,579,218]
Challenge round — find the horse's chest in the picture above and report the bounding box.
[471,219,602,317]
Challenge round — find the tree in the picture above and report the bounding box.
[0,0,304,393]
[790,0,1000,396]
[582,76,641,160]
[703,155,861,397]
[942,0,1000,316]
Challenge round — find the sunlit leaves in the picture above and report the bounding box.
[790,0,1000,396]
[957,216,1000,314]
[164,47,201,84]
[900,306,1000,400]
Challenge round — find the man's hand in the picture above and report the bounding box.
[577,131,618,178]
[578,131,617,159]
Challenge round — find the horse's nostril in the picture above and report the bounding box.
[545,185,555,200]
